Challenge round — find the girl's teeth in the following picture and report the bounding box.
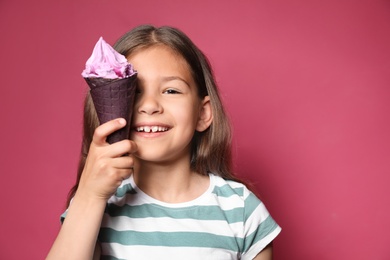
[137,126,168,132]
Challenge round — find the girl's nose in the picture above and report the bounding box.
[136,92,163,115]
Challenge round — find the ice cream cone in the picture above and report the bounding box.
[85,74,137,144]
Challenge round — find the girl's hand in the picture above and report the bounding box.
[77,118,137,201]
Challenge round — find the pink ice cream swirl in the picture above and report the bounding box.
[81,37,135,79]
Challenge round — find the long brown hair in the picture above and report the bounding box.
[67,25,241,206]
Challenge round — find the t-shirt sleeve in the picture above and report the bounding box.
[240,189,281,260]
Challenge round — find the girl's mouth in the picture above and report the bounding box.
[135,126,169,133]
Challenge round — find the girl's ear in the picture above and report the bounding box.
[196,96,213,132]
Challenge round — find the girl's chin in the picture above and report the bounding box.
[133,151,167,164]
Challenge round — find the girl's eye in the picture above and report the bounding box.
[164,89,180,94]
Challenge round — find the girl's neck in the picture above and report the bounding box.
[133,159,209,203]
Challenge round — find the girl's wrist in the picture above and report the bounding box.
[72,189,108,209]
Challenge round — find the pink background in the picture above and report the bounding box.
[1,1,389,259]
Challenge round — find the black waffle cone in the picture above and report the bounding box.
[85,74,137,144]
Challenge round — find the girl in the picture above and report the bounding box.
[47,25,281,260]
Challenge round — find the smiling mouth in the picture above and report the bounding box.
[135,126,169,133]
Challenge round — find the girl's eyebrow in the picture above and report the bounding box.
[161,76,190,87]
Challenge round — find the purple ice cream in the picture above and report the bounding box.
[82,37,135,79]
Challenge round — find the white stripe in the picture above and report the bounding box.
[212,195,245,210]
[101,243,239,260]
[111,174,250,207]
[242,186,251,200]
[109,190,246,211]
[108,194,242,208]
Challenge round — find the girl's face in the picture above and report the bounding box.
[128,45,211,165]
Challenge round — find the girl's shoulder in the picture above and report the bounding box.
[210,174,258,204]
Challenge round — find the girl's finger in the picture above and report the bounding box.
[118,168,133,181]
[104,140,138,158]
[92,118,127,146]
[111,156,135,170]
[108,168,133,183]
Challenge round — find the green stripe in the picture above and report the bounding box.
[99,228,241,252]
[212,184,244,197]
[105,203,244,224]
[244,192,262,220]
[243,215,279,252]
[115,183,137,197]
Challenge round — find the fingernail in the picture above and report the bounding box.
[118,118,126,125]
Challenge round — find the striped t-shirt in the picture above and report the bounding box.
[94,173,281,260]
